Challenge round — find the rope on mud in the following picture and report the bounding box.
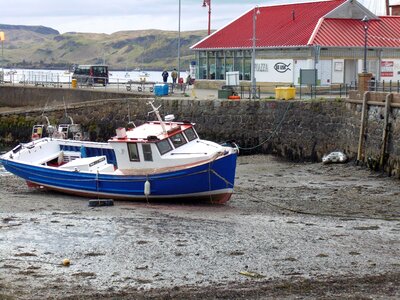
[237,101,292,151]
[236,187,400,222]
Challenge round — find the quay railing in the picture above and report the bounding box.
[368,80,400,93]
[298,83,358,99]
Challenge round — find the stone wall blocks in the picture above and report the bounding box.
[0,88,400,178]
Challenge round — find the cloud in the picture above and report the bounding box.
[0,0,388,34]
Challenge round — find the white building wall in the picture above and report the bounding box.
[253,57,400,84]
[332,59,345,83]
[255,59,294,83]
[294,59,313,84]
[317,60,333,85]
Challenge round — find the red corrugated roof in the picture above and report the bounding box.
[310,16,400,48]
[191,0,347,49]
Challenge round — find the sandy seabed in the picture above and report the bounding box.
[0,155,399,299]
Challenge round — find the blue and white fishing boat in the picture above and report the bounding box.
[0,102,238,204]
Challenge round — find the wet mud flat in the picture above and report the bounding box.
[0,155,399,299]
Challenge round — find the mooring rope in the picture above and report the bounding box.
[236,187,400,221]
[238,101,292,151]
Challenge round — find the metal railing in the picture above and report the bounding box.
[368,80,400,93]
[297,83,358,99]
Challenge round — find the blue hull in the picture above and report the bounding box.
[1,153,237,203]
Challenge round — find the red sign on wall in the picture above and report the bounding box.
[381,61,394,77]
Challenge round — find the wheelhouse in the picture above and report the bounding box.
[109,122,202,172]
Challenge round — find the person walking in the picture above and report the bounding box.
[162,70,169,83]
[171,68,178,85]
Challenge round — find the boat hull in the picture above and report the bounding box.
[1,152,237,204]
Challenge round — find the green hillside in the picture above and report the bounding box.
[0,25,207,71]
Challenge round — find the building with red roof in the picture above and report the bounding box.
[190,0,400,86]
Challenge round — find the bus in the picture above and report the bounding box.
[72,65,109,85]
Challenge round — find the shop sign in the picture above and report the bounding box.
[381,61,394,77]
[274,62,291,73]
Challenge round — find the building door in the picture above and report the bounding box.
[318,60,332,85]
[344,59,358,85]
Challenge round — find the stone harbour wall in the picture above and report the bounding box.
[0,85,139,108]
[0,87,399,178]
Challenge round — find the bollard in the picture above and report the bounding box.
[71,79,77,89]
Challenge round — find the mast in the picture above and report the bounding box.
[148,101,167,134]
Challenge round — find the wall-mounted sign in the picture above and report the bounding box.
[381,61,394,77]
[334,62,343,71]
[255,63,268,72]
[255,59,293,83]
[274,62,291,73]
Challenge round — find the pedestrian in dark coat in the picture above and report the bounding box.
[162,70,169,83]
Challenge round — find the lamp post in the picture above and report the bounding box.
[202,0,211,35]
[178,0,181,79]
[0,32,4,75]
[251,6,260,99]
[361,15,370,73]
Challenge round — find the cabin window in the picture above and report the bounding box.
[170,132,187,148]
[127,143,140,161]
[184,128,198,141]
[156,139,173,155]
[142,144,153,161]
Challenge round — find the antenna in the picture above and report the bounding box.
[148,101,167,134]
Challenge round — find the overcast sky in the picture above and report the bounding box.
[1,0,387,34]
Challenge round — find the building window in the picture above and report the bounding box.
[199,57,207,79]
[225,57,234,73]
[216,56,225,79]
[244,58,251,80]
[142,144,153,161]
[127,143,139,161]
[234,53,244,80]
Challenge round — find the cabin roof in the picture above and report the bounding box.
[109,122,193,143]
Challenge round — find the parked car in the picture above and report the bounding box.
[72,65,109,86]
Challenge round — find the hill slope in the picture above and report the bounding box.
[0,24,207,71]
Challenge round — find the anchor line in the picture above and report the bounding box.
[238,102,292,151]
[238,187,400,222]
[210,169,234,187]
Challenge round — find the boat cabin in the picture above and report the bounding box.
[108,121,206,173]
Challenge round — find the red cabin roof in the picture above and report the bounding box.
[109,122,193,143]
[191,0,400,50]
